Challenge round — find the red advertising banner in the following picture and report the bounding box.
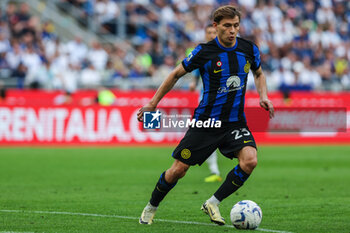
[0,106,188,145]
[0,90,349,145]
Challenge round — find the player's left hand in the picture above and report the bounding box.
[137,103,156,122]
[260,99,274,119]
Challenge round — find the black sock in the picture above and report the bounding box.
[149,171,177,207]
[213,165,250,202]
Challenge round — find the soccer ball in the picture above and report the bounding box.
[230,200,262,230]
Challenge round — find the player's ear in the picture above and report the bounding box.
[213,22,218,28]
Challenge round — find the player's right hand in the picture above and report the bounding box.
[260,99,274,119]
[137,104,156,122]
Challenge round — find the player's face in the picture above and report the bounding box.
[214,16,240,47]
[205,26,217,42]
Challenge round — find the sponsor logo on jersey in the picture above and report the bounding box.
[213,69,224,73]
[186,52,193,62]
[227,75,241,88]
[217,75,243,93]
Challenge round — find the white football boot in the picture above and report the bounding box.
[201,200,225,225]
[139,202,158,225]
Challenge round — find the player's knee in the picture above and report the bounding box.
[245,155,257,170]
[166,161,189,182]
[167,168,186,182]
[173,164,189,178]
[180,168,189,178]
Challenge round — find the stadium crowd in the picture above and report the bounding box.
[0,0,349,92]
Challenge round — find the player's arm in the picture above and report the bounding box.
[253,67,274,118]
[137,64,187,122]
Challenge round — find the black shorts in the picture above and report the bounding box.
[172,122,257,166]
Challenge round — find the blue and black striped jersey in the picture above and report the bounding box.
[182,37,261,123]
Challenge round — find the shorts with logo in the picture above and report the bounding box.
[172,121,257,166]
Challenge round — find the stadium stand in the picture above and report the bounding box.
[0,0,349,91]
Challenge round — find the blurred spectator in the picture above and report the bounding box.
[129,60,146,78]
[41,20,56,41]
[25,59,53,89]
[95,0,119,34]
[0,32,10,53]
[10,3,33,39]
[134,39,153,75]
[316,5,335,25]
[150,42,165,67]
[152,55,175,85]
[55,63,79,92]
[0,18,10,39]
[96,87,116,106]
[271,64,295,91]
[0,51,9,69]
[298,57,322,89]
[21,45,42,78]
[66,36,88,66]
[17,3,31,23]
[334,54,349,86]
[11,62,27,89]
[51,47,69,80]
[109,46,129,78]
[5,41,22,70]
[87,40,108,70]
[44,37,65,61]
[80,61,102,87]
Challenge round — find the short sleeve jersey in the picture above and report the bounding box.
[182,37,261,123]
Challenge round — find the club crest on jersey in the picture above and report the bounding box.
[216,61,222,67]
[181,148,191,159]
[244,60,251,73]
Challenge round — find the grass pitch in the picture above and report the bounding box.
[0,146,349,233]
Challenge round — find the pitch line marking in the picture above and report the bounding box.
[0,209,293,233]
[0,232,35,233]
[0,231,34,233]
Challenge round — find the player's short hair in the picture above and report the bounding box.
[205,24,214,30]
[212,5,241,23]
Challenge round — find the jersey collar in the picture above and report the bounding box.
[215,37,237,51]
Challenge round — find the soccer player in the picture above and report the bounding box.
[137,5,274,225]
[189,24,222,183]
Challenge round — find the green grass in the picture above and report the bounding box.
[0,146,349,233]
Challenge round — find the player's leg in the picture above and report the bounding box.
[213,146,257,200]
[139,159,189,224]
[151,159,189,207]
[202,146,257,225]
[204,150,222,182]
